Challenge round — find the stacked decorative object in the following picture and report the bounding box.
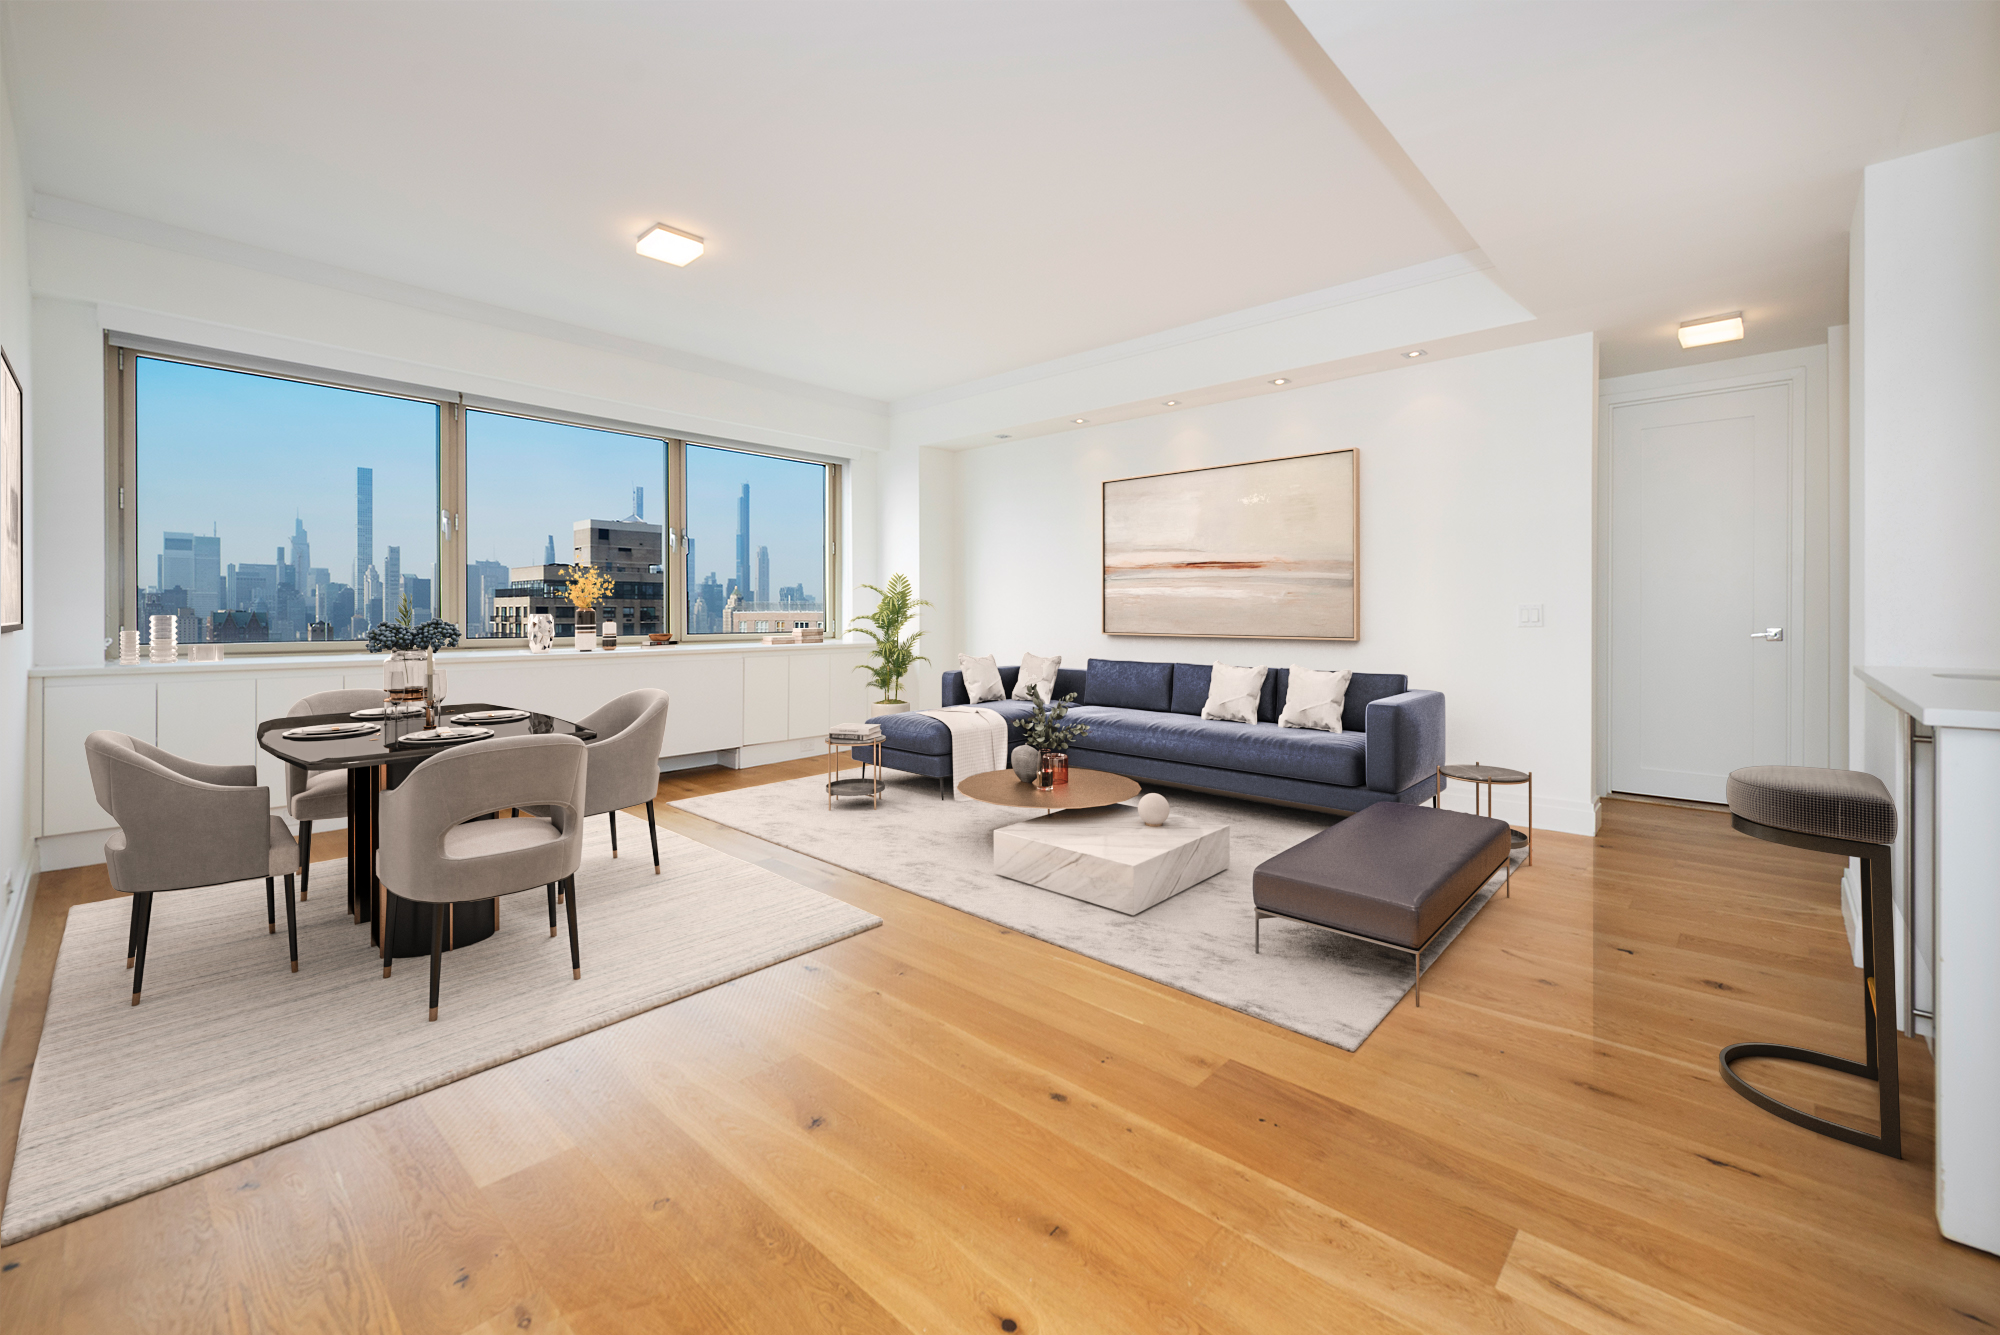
[147,614,177,664]
[117,629,139,665]
[526,613,556,653]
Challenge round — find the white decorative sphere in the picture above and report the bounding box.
[1137,793,1170,827]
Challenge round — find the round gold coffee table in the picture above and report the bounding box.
[958,767,1140,811]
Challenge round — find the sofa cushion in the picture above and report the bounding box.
[1084,659,1174,712]
[866,701,1039,756]
[1067,706,1367,788]
[1169,663,1212,715]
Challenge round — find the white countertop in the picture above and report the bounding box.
[1856,665,2000,730]
[29,638,866,680]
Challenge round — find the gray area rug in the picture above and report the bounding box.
[674,773,1518,1053]
[3,822,878,1244]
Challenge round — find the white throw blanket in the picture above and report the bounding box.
[927,705,1009,799]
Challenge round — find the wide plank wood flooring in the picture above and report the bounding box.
[1,760,1994,1332]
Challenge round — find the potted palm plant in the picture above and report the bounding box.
[850,573,928,713]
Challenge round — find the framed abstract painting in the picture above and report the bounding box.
[1102,449,1357,641]
[0,349,18,632]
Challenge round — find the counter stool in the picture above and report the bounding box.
[1722,765,1900,1157]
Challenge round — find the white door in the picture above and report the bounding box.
[1609,382,1792,801]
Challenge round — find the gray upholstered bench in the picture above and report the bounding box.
[1252,802,1512,1004]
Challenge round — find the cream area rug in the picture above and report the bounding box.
[674,773,1519,1053]
[2,821,878,1243]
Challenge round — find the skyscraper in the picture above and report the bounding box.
[290,516,310,591]
[631,486,644,520]
[355,466,374,593]
[734,483,750,601]
[756,545,770,605]
[385,544,402,619]
[544,534,556,565]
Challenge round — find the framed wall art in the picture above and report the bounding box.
[1,349,19,632]
[1102,448,1357,641]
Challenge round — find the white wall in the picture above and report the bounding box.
[26,216,890,669]
[1856,131,2000,674]
[0,43,36,1054]
[955,332,1600,833]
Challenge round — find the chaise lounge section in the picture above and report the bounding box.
[861,659,1444,813]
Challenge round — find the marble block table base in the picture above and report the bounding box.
[992,805,1230,915]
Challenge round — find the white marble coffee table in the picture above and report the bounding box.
[991,805,1229,915]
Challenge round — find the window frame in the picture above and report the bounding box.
[105,334,841,656]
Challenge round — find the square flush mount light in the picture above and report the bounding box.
[1678,312,1744,349]
[637,223,704,266]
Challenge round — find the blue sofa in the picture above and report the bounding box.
[859,658,1445,813]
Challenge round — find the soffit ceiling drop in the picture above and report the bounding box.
[5,0,1474,402]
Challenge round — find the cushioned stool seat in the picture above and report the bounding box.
[1252,803,1512,1004]
[1721,765,1901,1157]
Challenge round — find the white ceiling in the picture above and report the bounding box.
[5,1,1997,409]
[2,0,1472,402]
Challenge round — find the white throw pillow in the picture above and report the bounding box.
[1279,665,1352,732]
[1201,663,1268,724]
[958,653,1006,703]
[1012,651,1062,702]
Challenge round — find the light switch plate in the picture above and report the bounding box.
[1517,604,1544,628]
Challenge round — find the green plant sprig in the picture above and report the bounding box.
[1018,685,1089,754]
[850,572,929,703]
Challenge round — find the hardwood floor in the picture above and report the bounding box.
[1,761,1993,1333]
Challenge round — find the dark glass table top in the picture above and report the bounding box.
[257,703,596,770]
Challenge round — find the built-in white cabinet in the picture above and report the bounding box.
[32,641,878,864]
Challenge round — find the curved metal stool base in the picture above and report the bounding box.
[1719,1041,1899,1158]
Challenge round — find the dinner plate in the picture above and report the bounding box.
[281,722,381,741]
[350,703,426,719]
[395,726,495,745]
[449,709,531,725]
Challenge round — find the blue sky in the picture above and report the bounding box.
[137,357,828,610]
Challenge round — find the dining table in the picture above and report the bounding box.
[256,703,597,959]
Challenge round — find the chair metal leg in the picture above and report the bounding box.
[547,883,558,937]
[283,874,299,972]
[428,904,445,1022]
[609,809,618,857]
[646,800,660,874]
[127,896,141,968]
[131,892,155,1005]
[564,875,581,979]
[265,876,276,933]
[298,822,312,901]
[381,886,394,978]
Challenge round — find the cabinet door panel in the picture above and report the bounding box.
[658,655,743,756]
[741,655,790,746]
[44,680,156,836]
[788,653,832,741]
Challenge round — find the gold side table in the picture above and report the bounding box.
[1435,762,1532,866]
[827,735,884,809]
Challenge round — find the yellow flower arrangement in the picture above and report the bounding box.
[563,564,616,615]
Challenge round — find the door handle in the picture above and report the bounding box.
[1750,627,1784,641]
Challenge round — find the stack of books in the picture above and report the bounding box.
[829,722,885,744]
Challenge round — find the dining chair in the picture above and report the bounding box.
[84,731,302,1005]
[283,688,386,908]
[375,733,587,1021]
[571,688,671,872]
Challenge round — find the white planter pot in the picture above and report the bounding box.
[873,701,911,714]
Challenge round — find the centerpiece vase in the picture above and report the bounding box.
[1037,752,1069,790]
[384,649,427,711]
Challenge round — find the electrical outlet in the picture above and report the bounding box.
[1517,604,1544,628]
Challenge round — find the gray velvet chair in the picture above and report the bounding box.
[283,688,384,908]
[568,688,671,872]
[84,730,302,1005]
[376,733,588,1021]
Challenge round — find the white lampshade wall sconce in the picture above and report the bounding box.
[1678,312,1745,349]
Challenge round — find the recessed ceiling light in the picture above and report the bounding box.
[1072,418,1087,424]
[1270,378,1289,385]
[1163,400,1179,407]
[636,223,705,266]
[995,433,1011,439]
[1678,312,1744,349]
[1404,350,1427,358]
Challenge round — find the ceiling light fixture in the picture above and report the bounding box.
[1270,378,1289,385]
[995,433,1011,439]
[636,223,705,267]
[1678,312,1744,349]
[1163,400,1179,407]
[1073,418,1088,424]
[1404,350,1427,358]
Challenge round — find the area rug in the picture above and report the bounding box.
[674,773,1519,1053]
[2,821,879,1243]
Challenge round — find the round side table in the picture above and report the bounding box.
[1434,762,1532,866]
[827,734,884,808]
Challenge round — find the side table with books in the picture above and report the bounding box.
[827,723,886,809]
